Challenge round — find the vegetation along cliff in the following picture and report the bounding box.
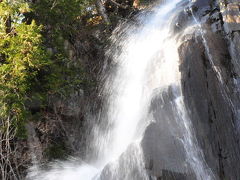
[1,0,240,180]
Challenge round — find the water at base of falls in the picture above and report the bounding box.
[27,0,215,179]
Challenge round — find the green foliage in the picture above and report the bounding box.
[29,0,94,39]
[0,0,95,139]
[44,54,88,96]
[28,0,94,96]
[139,0,152,5]
[0,1,50,138]
[31,0,92,25]
[44,142,68,160]
[0,0,28,20]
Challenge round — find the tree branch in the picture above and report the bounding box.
[95,0,110,24]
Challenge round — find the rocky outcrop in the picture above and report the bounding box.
[219,0,240,33]
[141,0,240,179]
[178,0,240,179]
[142,87,196,180]
[179,35,240,180]
[218,0,240,77]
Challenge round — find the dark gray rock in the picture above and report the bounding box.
[159,170,189,180]
[174,1,240,178]
[141,1,240,179]
[190,0,212,17]
[99,144,148,180]
[179,30,240,180]
[229,31,240,76]
[141,86,195,180]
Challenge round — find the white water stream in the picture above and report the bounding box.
[27,0,215,179]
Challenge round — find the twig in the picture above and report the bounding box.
[109,0,129,9]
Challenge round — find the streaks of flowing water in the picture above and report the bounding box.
[27,0,215,179]
[175,95,215,180]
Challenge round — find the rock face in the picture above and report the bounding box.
[141,0,240,179]
[179,0,240,179]
[142,87,194,179]
[219,0,240,33]
[219,0,240,76]
[179,36,240,180]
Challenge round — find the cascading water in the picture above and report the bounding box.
[27,0,216,179]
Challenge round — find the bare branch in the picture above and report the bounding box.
[95,0,110,24]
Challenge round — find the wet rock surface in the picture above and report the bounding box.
[141,87,196,180]
[141,0,240,179]
[179,0,240,179]
[99,144,148,180]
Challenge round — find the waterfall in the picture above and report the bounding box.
[27,0,216,179]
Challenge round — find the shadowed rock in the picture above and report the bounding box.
[179,30,240,179]
[141,86,196,180]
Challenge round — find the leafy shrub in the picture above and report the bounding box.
[0,1,50,137]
